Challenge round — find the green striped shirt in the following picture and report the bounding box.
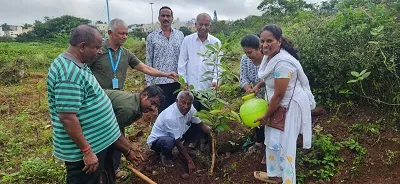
[46,52,121,162]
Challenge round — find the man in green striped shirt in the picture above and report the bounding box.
[47,25,140,184]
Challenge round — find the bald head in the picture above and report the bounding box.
[69,25,101,47]
[177,90,194,102]
[176,90,194,115]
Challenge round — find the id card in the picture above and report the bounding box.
[112,78,119,89]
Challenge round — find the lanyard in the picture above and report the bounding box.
[108,48,122,75]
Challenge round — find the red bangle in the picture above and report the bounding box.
[81,146,91,153]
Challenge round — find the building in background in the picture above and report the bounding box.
[95,23,108,36]
[184,18,196,32]
[0,27,4,37]
[4,26,23,38]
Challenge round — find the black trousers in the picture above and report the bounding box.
[255,126,265,143]
[193,96,208,112]
[65,146,116,184]
[156,82,180,114]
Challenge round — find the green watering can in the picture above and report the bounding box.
[239,93,268,128]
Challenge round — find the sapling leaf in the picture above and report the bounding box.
[206,44,217,52]
[202,119,213,126]
[189,85,194,90]
[209,109,223,114]
[350,71,360,77]
[197,52,207,57]
[216,125,225,132]
[221,124,231,131]
[173,88,182,94]
[200,77,214,82]
[230,111,241,122]
[359,69,367,76]
[361,72,371,80]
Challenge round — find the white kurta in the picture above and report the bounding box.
[177,33,221,91]
[258,49,315,184]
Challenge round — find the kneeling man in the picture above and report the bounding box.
[147,90,210,173]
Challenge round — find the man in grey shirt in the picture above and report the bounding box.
[145,6,184,113]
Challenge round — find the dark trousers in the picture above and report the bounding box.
[255,126,265,143]
[156,82,180,114]
[150,123,205,159]
[112,128,125,172]
[193,96,208,112]
[65,146,116,184]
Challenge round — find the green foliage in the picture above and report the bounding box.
[219,83,243,100]
[297,133,368,183]
[349,122,381,136]
[1,157,66,183]
[257,0,314,16]
[297,133,344,183]
[0,36,14,42]
[0,57,27,85]
[284,3,400,110]
[347,69,371,84]
[210,20,234,35]
[0,42,65,70]
[129,28,147,39]
[124,37,146,61]
[341,139,367,176]
[1,23,11,31]
[15,15,91,43]
[179,26,192,36]
[195,110,240,132]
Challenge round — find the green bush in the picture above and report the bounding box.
[284,4,399,107]
[124,37,146,61]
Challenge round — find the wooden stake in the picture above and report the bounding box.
[127,166,157,184]
[210,132,216,175]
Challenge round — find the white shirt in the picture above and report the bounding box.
[178,32,221,91]
[147,102,201,147]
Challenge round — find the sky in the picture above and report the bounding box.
[0,0,324,26]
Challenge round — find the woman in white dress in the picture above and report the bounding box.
[253,24,316,184]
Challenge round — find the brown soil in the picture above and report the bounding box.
[119,106,400,184]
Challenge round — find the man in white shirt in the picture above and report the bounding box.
[178,13,221,110]
[147,91,211,173]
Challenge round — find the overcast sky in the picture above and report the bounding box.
[0,0,324,25]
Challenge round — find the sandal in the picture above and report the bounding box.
[253,171,280,183]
